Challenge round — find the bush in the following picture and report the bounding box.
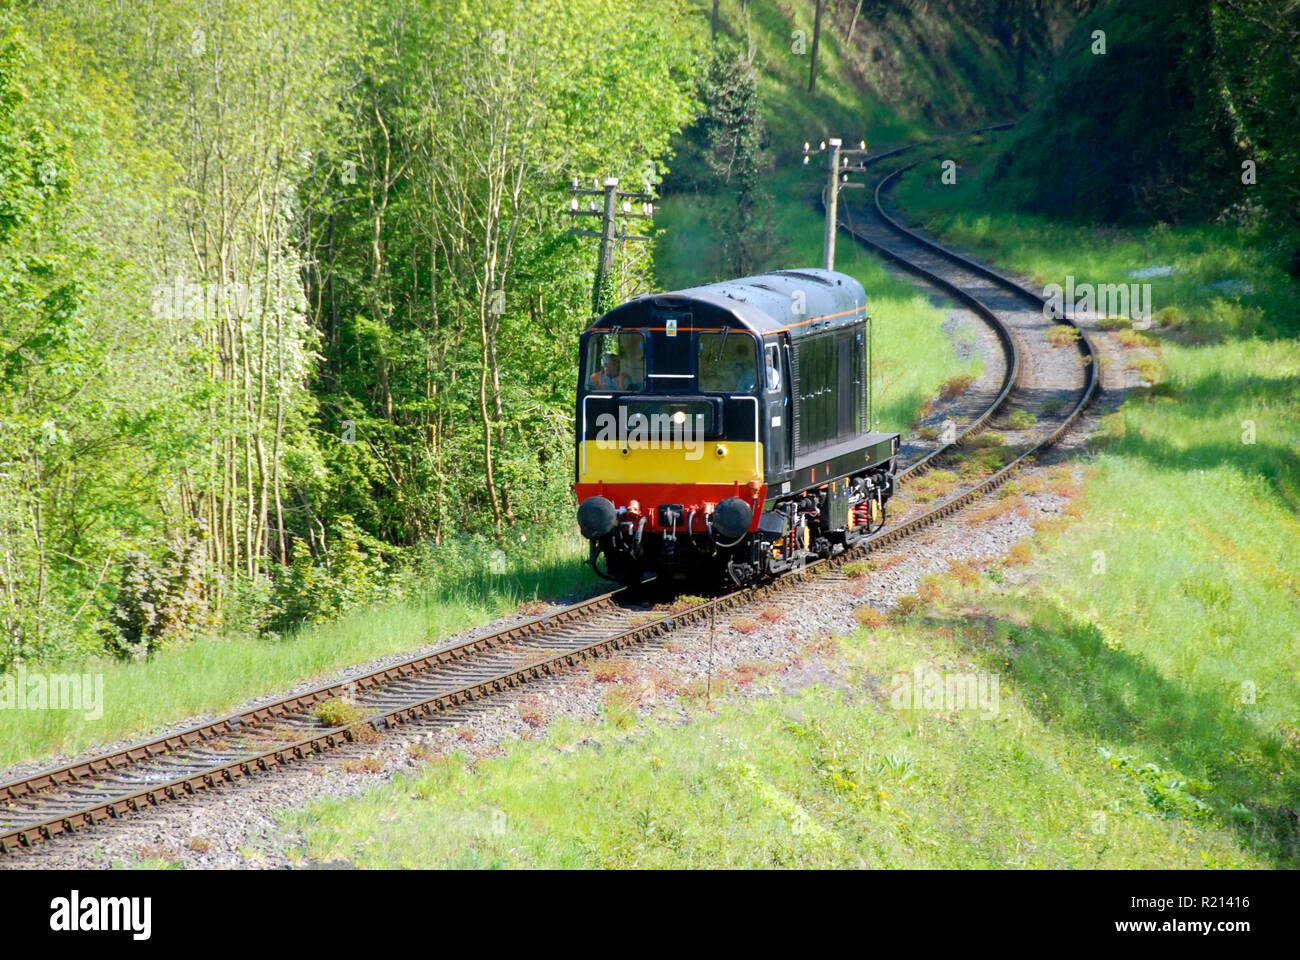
[891,593,926,620]
[1047,325,1080,348]
[854,606,887,629]
[939,373,976,399]
[267,515,391,634]
[106,529,209,660]
[843,560,878,579]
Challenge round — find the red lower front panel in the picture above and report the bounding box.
[575,482,768,533]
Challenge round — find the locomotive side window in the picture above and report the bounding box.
[764,343,782,392]
[698,332,759,393]
[584,332,645,392]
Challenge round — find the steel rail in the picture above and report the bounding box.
[867,156,1100,460]
[0,589,625,806]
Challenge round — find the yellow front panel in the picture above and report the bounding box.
[578,441,764,484]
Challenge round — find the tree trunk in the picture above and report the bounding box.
[847,0,864,43]
[809,0,824,93]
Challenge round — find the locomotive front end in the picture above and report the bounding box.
[575,269,898,591]
[574,297,767,586]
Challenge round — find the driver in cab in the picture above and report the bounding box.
[589,352,630,391]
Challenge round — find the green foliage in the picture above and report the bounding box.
[983,0,1300,271]
[712,0,1087,149]
[314,698,368,728]
[1004,409,1037,430]
[267,518,392,634]
[1099,749,1213,819]
[689,40,774,274]
[106,533,208,661]
[307,0,702,543]
[1210,0,1300,270]
[0,12,192,664]
[0,0,702,667]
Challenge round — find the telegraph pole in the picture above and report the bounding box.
[597,178,620,306]
[822,139,841,270]
[565,177,655,317]
[803,138,869,271]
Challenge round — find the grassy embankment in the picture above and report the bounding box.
[707,0,1044,148]
[0,537,590,768]
[276,143,1300,869]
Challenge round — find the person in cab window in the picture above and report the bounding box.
[732,360,757,392]
[765,354,780,391]
[590,352,630,391]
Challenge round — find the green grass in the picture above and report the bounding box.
[0,533,594,768]
[892,147,1300,342]
[889,148,1300,865]
[655,163,980,435]
[280,616,1262,868]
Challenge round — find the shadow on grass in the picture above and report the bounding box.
[1154,367,1300,422]
[910,602,1300,868]
[1105,386,1300,513]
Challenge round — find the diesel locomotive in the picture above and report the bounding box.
[574,268,899,587]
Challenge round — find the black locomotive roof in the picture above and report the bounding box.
[594,268,866,339]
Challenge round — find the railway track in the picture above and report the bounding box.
[0,141,1097,858]
[838,148,1099,507]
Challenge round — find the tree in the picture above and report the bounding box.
[700,42,772,276]
[1210,0,1300,273]
[307,0,701,544]
[809,0,824,93]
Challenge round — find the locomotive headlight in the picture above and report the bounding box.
[715,443,727,457]
[672,410,686,426]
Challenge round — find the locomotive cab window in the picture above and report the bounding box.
[698,332,759,393]
[584,332,645,392]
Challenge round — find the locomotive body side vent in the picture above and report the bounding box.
[789,343,800,452]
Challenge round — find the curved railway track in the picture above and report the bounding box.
[0,140,1098,858]
[841,149,1099,498]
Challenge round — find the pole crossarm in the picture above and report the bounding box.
[563,175,658,316]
